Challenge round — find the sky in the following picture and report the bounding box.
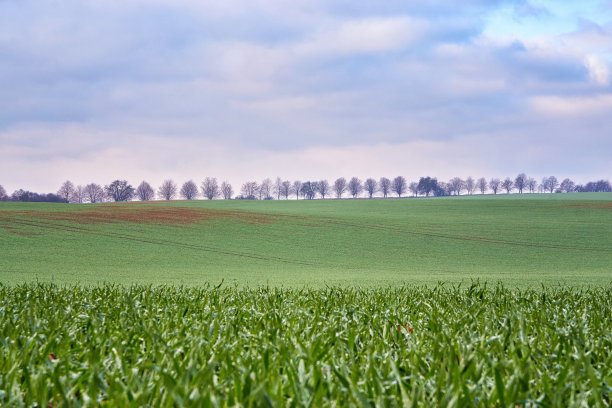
[1,0,611,194]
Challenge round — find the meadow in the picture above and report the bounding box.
[1,195,611,406]
[1,193,611,287]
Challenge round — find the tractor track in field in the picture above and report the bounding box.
[3,209,610,269]
[314,218,612,253]
[5,218,318,267]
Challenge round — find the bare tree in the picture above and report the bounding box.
[364,178,377,198]
[317,180,330,199]
[448,177,465,196]
[379,177,391,198]
[280,180,291,199]
[408,182,418,197]
[438,181,451,196]
[241,181,258,198]
[579,179,612,192]
[136,181,155,201]
[334,177,347,199]
[465,177,476,195]
[560,178,575,193]
[540,177,548,193]
[417,177,436,197]
[527,178,537,193]
[300,181,317,199]
[489,178,501,195]
[201,177,220,200]
[348,177,363,198]
[292,180,302,200]
[392,176,407,197]
[259,178,272,200]
[477,177,487,194]
[106,180,134,202]
[57,180,75,203]
[71,185,85,203]
[514,173,527,194]
[84,183,105,203]
[221,181,233,199]
[158,179,177,201]
[274,177,283,200]
[501,178,513,194]
[0,185,7,201]
[543,176,558,193]
[180,180,199,200]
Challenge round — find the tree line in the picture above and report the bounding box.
[0,174,610,203]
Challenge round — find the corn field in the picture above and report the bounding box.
[0,283,610,407]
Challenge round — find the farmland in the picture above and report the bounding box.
[1,195,611,406]
[1,193,611,286]
[0,284,610,406]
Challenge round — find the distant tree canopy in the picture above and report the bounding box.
[334,178,347,199]
[541,176,558,193]
[85,183,106,203]
[501,178,514,194]
[221,181,234,200]
[241,181,258,198]
[348,177,362,198]
[489,178,501,194]
[477,178,487,194]
[392,176,407,197]
[106,180,135,202]
[515,173,527,194]
[364,178,377,199]
[290,181,301,200]
[560,178,575,193]
[280,180,291,199]
[157,180,177,201]
[201,178,219,200]
[316,180,330,199]
[300,181,317,200]
[57,180,75,203]
[417,177,437,197]
[379,177,391,198]
[4,174,609,205]
[577,180,612,192]
[10,189,65,203]
[136,181,155,201]
[181,180,199,200]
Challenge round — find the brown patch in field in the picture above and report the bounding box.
[565,203,612,209]
[0,206,300,226]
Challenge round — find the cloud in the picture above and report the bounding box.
[530,93,612,116]
[584,54,610,85]
[0,0,611,193]
[299,16,429,55]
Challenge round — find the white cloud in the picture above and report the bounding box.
[1,1,611,194]
[584,54,610,85]
[530,93,612,116]
[299,16,428,55]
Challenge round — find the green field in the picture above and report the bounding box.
[1,284,610,407]
[1,195,611,406]
[1,193,611,287]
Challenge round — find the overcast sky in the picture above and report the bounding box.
[1,0,611,193]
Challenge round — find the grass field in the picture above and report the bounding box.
[1,284,610,407]
[1,193,611,287]
[1,195,611,406]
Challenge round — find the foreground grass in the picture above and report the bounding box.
[1,284,610,407]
